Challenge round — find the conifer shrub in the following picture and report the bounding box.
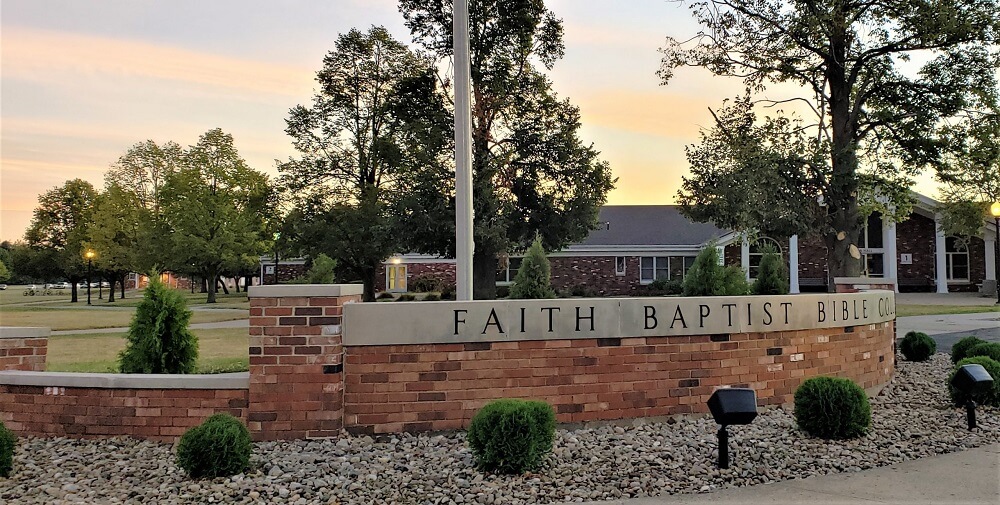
[951,336,987,363]
[467,399,556,474]
[0,421,15,478]
[305,253,337,284]
[509,236,556,299]
[794,376,871,439]
[409,275,442,293]
[118,274,198,374]
[682,244,750,296]
[176,414,251,478]
[751,244,789,295]
[899,331,936,362]
[948,356,1000,407]
[964,342,1000,363]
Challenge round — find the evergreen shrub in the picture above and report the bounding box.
[305,253,337,284]
[682,244,750,296]
[948,356,1000,406]
[423,293,441,301]
[409,275,442,293]
[751,244,789,295]
[176,414,252,478]
[899,331,936,362]
[467,399,556,474]
[509,236,556,299]
[495,285,511,298]
[440,283,456,300]
[794,376,871,439]
[118,274,198,374]
[964,342,1000,363]
[0,421,15,478]
[395,293,416,301]
[376,292,395,300]
[951,336,987,363]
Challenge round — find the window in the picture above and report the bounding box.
[946,237,969,281]
[615,257,626,276]
[640,256,694,283]
[496,257,522,284]
[859,213,884,277]
[386,265,407,292]
[748,238,782,279]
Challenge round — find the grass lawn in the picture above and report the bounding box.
[0,306,246,330]
[895,304,1000,317]
[46,327,249,373]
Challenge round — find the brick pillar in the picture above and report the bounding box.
[0,327,49,371]
[247,285,362,440]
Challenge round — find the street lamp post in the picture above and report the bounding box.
[85,250,95,305]
[991,202,1000,305]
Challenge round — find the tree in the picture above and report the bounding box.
[752,243,790,295]
[87,185,143,302]
[118,274,198,374]
[279,26,452,301]
[681,244,749,296]
[934,104,1000,237]
[400,0,616,299]
[24,179,98,302]
[509,235,556,299]
[306,253,338,284]
[660,0,1000,279]
[161,129,271,303]
[0,260,9,284]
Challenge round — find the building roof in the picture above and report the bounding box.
[573,205,727,248]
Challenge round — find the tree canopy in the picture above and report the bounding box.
[661,0,1000,279]
[25,179,98,301]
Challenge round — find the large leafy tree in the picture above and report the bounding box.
[279,26,452,301]
[660,0,1000,279]
[400,0,616,299]
[161,129,271,303]
[933,103,1000,237]
[87,185,143,301]
[24,179,98,302]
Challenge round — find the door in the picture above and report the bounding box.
[387,265,408,293]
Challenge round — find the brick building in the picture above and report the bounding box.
[377,192,997,295]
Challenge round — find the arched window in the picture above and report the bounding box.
[945,237,969,281]
[749,237,782,279]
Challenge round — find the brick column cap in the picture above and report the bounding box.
[0,327,50,339]
[248,284,364,298]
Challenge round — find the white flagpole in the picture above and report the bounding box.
[454,0,475,300]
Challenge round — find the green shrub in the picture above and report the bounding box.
[509,236,556,299]
[467,399,556,474]
[948,356,1000,406]
[0,421,15,478]
[305,253,337,284]
[176,414,252,478]
[376,292,395,300]
[440,283,456,300]
[409,275,442,293]
[965,342,1000,363]
[794,376,871,439]
[495,285,511,298]
[570,284,597,297]
[423,293,441,301]
[751,244,789,295]
[899,331,936,362]
[396,293,416,301]
[682,244,750,296]
[118,274,198,374]
[952,336,987,363]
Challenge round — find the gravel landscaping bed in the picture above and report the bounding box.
[2,353,998,505]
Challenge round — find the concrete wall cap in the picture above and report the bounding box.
[0,370,249,389]
[248,284,364,298]
[0,327,51,339]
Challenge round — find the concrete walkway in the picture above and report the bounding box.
[575,444,999,505]
[896,312,1000,352]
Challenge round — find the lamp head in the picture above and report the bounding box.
[707,388,758,426]
[991,202,1000,218]
[85,250,95,259]
[952,364,994,395]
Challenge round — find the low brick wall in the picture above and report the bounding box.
[0,327,48,371]
[343,323,893,434]
[0,372,249,442]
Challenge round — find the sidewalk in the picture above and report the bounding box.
[575,444,999,505]
[896,313,1000,352]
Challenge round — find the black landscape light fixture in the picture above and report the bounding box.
[707,387,758,469]
[951,364,994,430]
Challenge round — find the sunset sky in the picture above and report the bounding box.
[0,0,940,242]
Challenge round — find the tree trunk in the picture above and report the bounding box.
[106,274,115,303]
[206,268,218,303]
[361,265,376,302]
[234,277,240,293]
[472,249,498,300]
[824,21,862,283]
[119,274,126,298]
[200,276,208,293]
[218,276,230,295]
[70,279,79,303]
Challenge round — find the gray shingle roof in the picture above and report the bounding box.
[575,205,728,247]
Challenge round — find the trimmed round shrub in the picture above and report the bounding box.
[948,356,1000,407]
[176,414,251,478]
[964,342,1000,363]
[0,421,15,478]
[794,376,871,439]
[467,399,555,474]
[951,336,987,363]
[899,331,936,362]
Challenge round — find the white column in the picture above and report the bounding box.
[789,235,800,294]
[986,236,996,281]
[741,237,751,281]
[453,0,474,301]
[882,218,898,292]
[934,213,949,293]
